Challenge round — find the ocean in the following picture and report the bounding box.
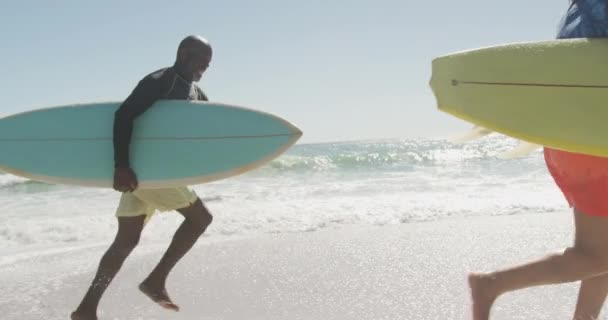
[0,135,565,265]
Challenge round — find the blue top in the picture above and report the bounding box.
[558,0,608,38]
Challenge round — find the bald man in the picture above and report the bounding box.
[72,35,214,320]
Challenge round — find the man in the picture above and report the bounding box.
[468,1,608,319]
[71,35,214,320]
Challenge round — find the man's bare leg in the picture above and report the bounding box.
[71,215,145,320]
[139,199,212,311]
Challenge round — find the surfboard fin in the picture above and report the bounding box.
[449,126,493,143]
[497,141,542,159]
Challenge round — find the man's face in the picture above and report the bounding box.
[185,52,212,82]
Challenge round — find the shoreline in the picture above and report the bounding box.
[1,210,589,319]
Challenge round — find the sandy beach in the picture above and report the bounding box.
[0,209,592,320]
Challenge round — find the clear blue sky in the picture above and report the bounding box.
[1,0,566,143]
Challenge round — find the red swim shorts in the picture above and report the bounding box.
[544,147,608,216]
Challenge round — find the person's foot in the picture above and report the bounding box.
[139,282,180,311]
[70,310,98,320]
[468,273,500,320]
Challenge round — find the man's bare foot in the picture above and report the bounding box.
[139,282,180,312]
[468,273,500,320]
[70,310,98,320]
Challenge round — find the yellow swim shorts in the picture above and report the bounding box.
[116,187,199,219]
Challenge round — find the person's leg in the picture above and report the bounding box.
[71,215,146,320]
[572,272,608,320]
[139,198,213,311]
[469,208,608,320]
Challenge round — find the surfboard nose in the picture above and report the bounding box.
[286,123,303,147]
[278,117,303,139]
[289,123,303,137]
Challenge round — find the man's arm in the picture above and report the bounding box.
[113,76,161,169]
[195,86,209,101]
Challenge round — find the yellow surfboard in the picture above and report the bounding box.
[430,38,608,157]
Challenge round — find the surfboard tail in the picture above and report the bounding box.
[449,126,493,143]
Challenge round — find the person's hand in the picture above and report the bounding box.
[113,167,138,192]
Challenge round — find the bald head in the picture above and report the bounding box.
[175,35,213,82]
[177,35,212,59]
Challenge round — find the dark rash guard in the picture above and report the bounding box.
[113,66,208,168]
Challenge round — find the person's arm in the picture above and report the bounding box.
[113,76,161,191]
[195,86,208,101]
